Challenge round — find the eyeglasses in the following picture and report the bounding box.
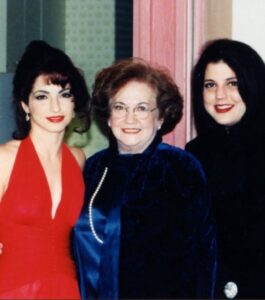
[110,102,157,120]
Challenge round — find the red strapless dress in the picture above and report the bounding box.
[0,137,84,299]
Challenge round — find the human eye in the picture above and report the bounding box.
[60,89,74,100]
[33,93,48,101]
[204,81,215,89]
[112,103,125,111]
[227,79,238,87]
[135,104,149,112]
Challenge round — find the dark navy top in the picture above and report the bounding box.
[73,134,217,299]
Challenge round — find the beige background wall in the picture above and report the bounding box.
[204,0,265,61]
[204,0,232,41]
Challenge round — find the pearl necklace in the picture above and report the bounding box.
[88,167,108,244]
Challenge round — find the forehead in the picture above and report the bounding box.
[204,61,236,79]
[113,81,157,105]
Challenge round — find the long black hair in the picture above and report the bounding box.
[192,38,265,136]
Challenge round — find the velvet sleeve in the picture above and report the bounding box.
[163,149,217,299]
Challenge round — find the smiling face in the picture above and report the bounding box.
[21,75,75,136]
[108,81,163,154]
[203,61,246,126]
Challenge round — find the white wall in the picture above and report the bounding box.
[232,0,265,59]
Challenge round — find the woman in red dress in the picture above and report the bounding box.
[0,41,90,299]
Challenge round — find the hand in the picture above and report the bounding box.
[0,243,3,254]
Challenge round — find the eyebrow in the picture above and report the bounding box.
[113,100,150,105]
[32,87,70,95]
[226,77,237,80]
[32,90,49,95]
[204,76,237,82]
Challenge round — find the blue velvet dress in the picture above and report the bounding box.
[72,134,217,299]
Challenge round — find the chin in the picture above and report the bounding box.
[213,116,236,126]
[217,120,238,127]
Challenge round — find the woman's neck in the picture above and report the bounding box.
[29,131,64,159]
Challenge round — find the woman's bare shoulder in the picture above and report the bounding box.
[0,140,21,171]
[0,140,21,200]
[0,140,21,160]
[69,146,86,170]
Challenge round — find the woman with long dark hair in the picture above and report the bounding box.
[186,39,265,299]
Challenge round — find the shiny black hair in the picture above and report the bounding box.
[192,38,265,135]
[13,40,91,139]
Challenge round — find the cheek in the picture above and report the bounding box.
[145,118,159,132]
[203,91,215,110]
[68,102,75,110]
[234,92,243,103]
[107,115,120,129]
[233,92,246,112]
[203,100,212,112]
[203,90,213,105]
[66,103,76,116]
[238,102,247,116]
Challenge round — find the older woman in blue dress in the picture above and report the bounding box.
[73,58,217,299]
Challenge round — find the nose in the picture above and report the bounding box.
[50,97,61,112]
[124,108,136,123]
[216,85,227,100]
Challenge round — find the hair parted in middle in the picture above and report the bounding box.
[92,57,183,135]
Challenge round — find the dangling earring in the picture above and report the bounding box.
[158,120,163,130]
[25,113,30,122]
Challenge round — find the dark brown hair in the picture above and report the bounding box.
[92,58,183,135]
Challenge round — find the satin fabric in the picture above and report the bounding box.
[72,197,121,299]
[0,136,84,299]
[73,134,217,299]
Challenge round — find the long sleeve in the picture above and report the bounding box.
[163,147,217,299]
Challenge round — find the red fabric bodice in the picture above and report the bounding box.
[0,137,84,299]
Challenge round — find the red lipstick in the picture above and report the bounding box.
[214,105,234,113]
[46,116,65,123]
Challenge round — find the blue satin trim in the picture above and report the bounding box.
[74,196,121,299]
[98,202,121,299]
[86,204,106,297]
[72,205,105,299]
